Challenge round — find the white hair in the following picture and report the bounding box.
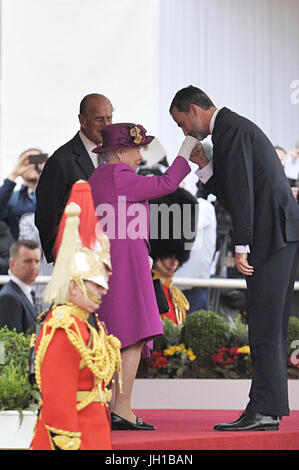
[99,150,119,163]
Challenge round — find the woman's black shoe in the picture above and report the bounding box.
[111,412,156,430]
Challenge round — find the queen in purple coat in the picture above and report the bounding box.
[88,123,197,430]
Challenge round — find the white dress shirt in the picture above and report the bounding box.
[195,108,250,254]
[175,198,217,286]
[79,131,99,168]
[10,273,35,305]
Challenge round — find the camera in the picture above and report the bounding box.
[28,153,48,165]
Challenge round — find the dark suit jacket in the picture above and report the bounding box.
[0,179,36,240]
[35,132,96,262]
[0,221,14,274]
[0,280,38,333]
[204,107,299,265]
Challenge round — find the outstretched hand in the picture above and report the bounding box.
[178,136,198,160]
[189,142,209,168]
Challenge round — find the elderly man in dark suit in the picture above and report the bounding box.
[35,93,113,263]
[0,239,41,333]
[170,85,299,432]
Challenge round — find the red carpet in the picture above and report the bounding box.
[111,410,299,450]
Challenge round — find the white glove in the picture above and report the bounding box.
[178,136,198,160]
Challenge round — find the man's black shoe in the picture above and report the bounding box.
[213,410,279,431]
[111,412,156,430]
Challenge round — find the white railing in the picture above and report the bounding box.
[0,275,51,285]
[1,275,299,290]
[174,278,299,290]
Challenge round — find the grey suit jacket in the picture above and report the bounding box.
[0,280,38,333]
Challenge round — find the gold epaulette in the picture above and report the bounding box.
[37,306,52,323]
[169,286,189,325]
[152,273,189,325]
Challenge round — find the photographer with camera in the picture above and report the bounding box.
[0,148,47,240]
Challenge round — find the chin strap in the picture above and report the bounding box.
[73,277,102,305]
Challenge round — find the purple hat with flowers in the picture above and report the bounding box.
[93,123,155,153]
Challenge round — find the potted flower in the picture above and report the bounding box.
[0,326,40,449]
[138,318,197,378]
[211,345,252,378]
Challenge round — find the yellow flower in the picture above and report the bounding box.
[163,347,175,356]
[164,345,180,356]
[237,346,250,355]
[187,348,196,361]
[163,344,196,361]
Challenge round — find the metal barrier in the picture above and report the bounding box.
[0,275,51,285]
[174,278,299,290]
[1,275,299,290]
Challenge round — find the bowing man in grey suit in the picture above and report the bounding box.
[170,85,299,432]
[35,93,114,263]
[0,239,41,333]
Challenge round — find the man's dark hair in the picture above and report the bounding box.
[169,85,215,114]
[9,239,40,258]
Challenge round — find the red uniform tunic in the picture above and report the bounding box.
[156,278,189,326]
[161,285,179,324]
[30,305,117,450]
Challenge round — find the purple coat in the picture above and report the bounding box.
[88,156,190,356]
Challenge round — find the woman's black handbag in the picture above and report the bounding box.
[153,279,169,314]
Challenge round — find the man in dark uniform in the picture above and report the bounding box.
[35,93,113,263]
[170,85,299,431]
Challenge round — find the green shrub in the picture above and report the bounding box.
[0,326,39,413]
[153,317,183,351]
[139,312,299,379]
[227,315,249,347]
[0,361,32,411]
[0,326,30,372]
[181,310,230,366]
